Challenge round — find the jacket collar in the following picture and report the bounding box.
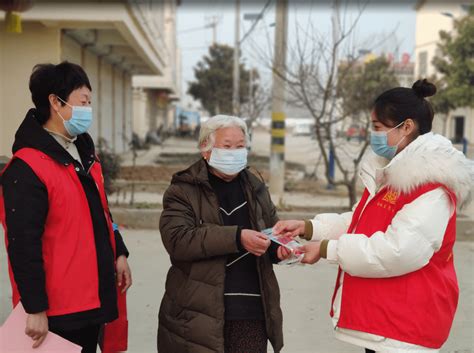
[360,132,474,207]
[12,108,97,166]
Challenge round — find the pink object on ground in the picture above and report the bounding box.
[0,303,82,352]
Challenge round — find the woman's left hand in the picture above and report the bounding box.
[116,255,132,293]
[277,246,292,261]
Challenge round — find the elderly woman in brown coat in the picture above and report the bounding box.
[158,115,289,353]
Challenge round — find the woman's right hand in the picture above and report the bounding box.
[25,311,49,348]
[241,230,271,256]
[273,220,305,237]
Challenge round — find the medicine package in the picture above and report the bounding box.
[261,228,304,265]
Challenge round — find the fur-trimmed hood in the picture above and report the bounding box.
[360,132,474,208]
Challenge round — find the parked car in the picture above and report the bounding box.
[175,108,200,138]
[293,123,314,136]
[345,124,367,141]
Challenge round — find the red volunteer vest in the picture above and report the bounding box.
[0,147,116,316]
[331,183,459,348]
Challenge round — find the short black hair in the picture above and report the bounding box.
[29,61,92,124]
[373,79,437,135]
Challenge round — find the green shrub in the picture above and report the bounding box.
[97,138,121,194]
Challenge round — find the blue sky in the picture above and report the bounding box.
[178,1,417,104]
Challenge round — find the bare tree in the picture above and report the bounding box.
[240,70,271,124]
[248,0,399,206]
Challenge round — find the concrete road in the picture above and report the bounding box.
[119,129,361,177]
[2,229,473,353]
[250,129,367,177]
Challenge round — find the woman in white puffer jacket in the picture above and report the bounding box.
[274,79,474,353]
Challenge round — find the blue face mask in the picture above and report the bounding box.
[370,121,406,160]
[57,96,93,136]
[208,148,248,175]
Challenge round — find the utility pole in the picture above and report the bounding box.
[248,68,253,117]
[205,15,221,45]
[327,0,340,189]
[212,22,217,45]
[232,0,240,116]
[269,0,288,202]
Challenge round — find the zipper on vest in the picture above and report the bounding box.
[333,190,377,329]
[333,187,390,329]
[351,191,379,232]
[86,160,95,175]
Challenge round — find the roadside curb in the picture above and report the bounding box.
[111,207,474,241]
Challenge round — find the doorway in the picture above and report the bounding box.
[453,116,465,143]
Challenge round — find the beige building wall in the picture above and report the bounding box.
[113,66,123,153]
[149,91,159,131]
[0,28,134,156]
[166,105,175,131]
[1,1,168,158]
[132,0,180,139]
[415,2,467,78]
[100,62,114,150]
[83,50,100,141]
[0,22,60,157]
[132,88,149,139]
[123,74,133,151]
[415,1,473,143]
[444,107,474,143]
[61,34,82,65]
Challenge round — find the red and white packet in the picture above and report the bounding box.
[261,228,304,265]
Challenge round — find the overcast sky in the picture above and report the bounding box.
[177,0,417,108]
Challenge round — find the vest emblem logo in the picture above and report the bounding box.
[382,190,399,205]
[377,189,400,212]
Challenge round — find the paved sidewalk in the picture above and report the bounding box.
[1,228,473,353]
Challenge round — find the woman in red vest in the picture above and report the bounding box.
[0,62,131,352]
[274,79,474,353]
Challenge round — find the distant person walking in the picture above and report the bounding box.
[275,79,474,353]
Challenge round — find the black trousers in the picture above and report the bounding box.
[50,325,100,353]
[224,320,267,353]
[365,349,376,353]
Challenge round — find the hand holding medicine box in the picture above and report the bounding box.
[261,228,304,265]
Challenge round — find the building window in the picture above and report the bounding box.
[453,116,465,143]
[418,51,428,77]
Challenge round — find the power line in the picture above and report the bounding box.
[239,0,273,45]
[178,25,213,35]
[181,46,210,51]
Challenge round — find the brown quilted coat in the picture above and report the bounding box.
[158,159,283,353]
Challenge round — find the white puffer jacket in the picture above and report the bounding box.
[310,133,474,353]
